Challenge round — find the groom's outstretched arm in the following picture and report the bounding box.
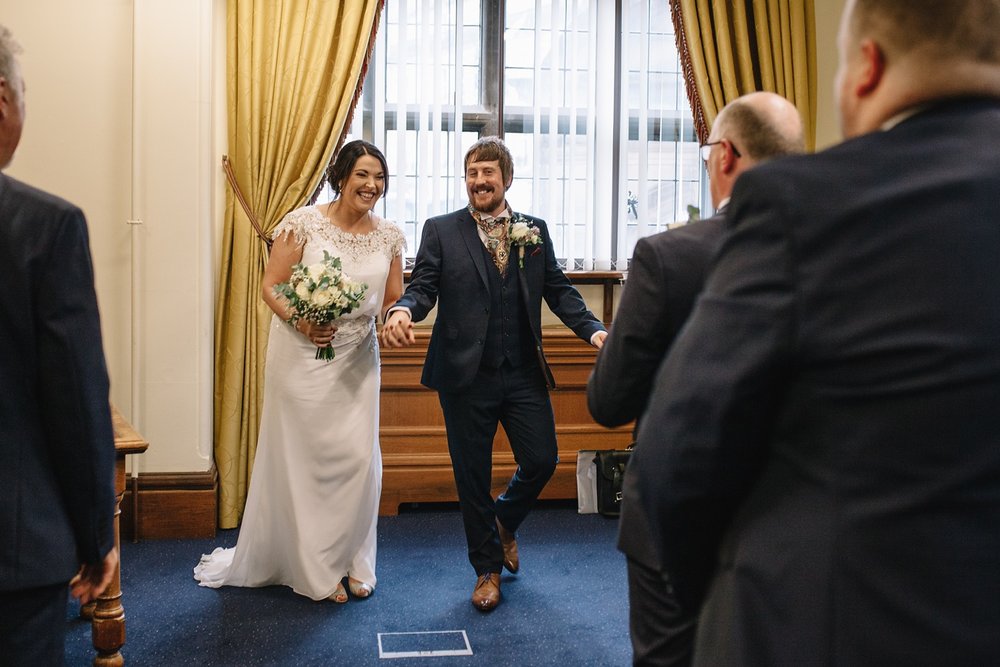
[536,218,606,344]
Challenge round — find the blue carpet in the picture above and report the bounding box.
[65,502,631,666]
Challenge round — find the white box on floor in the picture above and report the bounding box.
[576,450,598,514]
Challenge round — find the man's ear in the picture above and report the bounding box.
[720,140,739,175]
[855,39,886,98]
[0,77,8,120]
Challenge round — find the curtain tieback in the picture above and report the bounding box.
[222,155,272,250]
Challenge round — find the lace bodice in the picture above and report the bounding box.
[271,206,405,265]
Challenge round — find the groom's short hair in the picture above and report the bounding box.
[464,136,514,188]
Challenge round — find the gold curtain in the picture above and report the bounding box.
[670,0,817,150]
[215,0,384,528]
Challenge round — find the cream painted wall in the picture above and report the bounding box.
[814,0,848,150]
[3,2,132,402]
[2,0,224,473]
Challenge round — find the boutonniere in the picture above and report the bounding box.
[508,213,543,268]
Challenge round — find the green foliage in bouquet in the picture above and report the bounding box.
[273,251,368,361]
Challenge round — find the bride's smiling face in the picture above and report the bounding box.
[338,154,385,213]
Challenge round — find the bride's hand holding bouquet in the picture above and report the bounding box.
[273,251,367,361]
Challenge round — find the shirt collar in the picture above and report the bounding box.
[880,105,929,131]
[470,204,512,223]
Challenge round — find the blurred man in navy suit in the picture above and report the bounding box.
[632,0,1000,664]
[0,24,117,665]
[588,91,804,666]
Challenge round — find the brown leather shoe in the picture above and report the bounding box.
[471,572,501,612]
[496,518,519,574]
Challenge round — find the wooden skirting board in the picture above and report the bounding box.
[119,468,218,540]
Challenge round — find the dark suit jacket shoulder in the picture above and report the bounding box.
[0,174,116,590]
[587,215,726,428]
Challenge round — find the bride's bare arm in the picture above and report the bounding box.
[260,233,336,346]
[261,233,302,321]
[380,253,404,322]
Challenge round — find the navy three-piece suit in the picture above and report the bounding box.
[393,207,604,574]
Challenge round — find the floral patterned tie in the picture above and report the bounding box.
[471,206,510,275]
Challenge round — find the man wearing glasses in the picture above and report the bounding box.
[588,91,803,666]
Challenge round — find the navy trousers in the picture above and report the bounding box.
[0,582,69,666]
[438,361,558,575]
[626,556,696,666]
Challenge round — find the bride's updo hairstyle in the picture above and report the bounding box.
[326,139,390,198]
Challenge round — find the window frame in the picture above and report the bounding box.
[326,0,708,271]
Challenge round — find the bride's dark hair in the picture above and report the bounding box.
[326,140,390,197]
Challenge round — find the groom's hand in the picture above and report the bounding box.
[381,310,416,348]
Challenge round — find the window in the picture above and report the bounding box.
[325,0,706,269]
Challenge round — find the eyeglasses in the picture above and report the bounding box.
[700,140,742,162]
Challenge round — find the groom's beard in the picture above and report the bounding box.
[468,188,506,217]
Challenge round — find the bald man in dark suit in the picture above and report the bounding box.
[588,92,804,666]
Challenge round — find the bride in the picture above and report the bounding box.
[195,140,404,602]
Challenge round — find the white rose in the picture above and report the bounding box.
[509,221,529,240]
[294,282,311,300]
[306,262,327,279]
[310,289,334,307]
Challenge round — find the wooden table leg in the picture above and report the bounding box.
[82,407,148,665]
[81,457,128,666]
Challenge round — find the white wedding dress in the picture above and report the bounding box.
[195,206,405,600]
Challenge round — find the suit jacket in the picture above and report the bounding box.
[632,98,1000,665]
[393,207,604,391]
[586,216,726,567]
[0,174,116,591]
[588,215,726,429]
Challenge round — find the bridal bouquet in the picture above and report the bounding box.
[509,214,543,268]
[273,251,367,361]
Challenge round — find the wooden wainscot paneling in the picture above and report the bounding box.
[120,467,218,540]
[378,327,632,516]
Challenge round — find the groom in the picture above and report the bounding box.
[381,136,606,611]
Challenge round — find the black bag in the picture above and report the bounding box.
[594,448,632,517]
